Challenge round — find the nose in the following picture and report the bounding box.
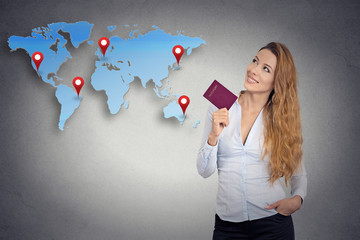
[249,64,260,76]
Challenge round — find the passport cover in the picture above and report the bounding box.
[203,80,238,110]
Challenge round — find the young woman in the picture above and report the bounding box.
[197,42,307,240]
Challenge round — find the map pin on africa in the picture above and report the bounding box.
[172,45,184,65]
[178,95,190,115]
[72,77,84,97]
[98,37,110,57]
[32,51,43,71]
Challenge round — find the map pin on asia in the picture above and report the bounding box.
[72,77,84,97]
[32,51,43,71]
[98,37,110,57]
[178,95,190,116]
[172,45,184,65]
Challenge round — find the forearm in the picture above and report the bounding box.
[197,138,218,178]
[292,195,303,209]
[207,133,218,146]
[197,105,219,178]
[291,162,307,203]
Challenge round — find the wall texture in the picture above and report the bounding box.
[1,0,359,239]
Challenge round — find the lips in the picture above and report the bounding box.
[247,75,259,84]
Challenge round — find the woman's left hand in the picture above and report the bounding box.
[265,195,303,216]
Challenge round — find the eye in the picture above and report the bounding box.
[252,58,257,64]
[264,67,270,73]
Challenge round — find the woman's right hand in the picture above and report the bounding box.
[207,108,229,146]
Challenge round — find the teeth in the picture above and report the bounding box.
[248,77,258,83]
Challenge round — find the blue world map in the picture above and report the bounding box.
[8,21,205,130]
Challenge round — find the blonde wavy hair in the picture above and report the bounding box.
[260,42,303,186]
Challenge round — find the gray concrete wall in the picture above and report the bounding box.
[1,0,359,239]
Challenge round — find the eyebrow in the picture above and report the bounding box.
[255,56,273,70]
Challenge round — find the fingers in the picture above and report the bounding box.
[213,108,229,127]
[265,200,281,210]
[265,199,297,216]
[265,205,273,210]
[210,108,230,137]
[215,108,228,115]
[213,117,229,127]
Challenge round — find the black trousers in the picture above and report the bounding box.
[213,213,295,240]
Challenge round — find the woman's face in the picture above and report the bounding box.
[244,49,277,94]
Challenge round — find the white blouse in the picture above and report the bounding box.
[197,98,307,222]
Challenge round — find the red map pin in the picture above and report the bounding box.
[172,45,184,65]
[32,51,43,71]
[72,77,84,97]
[98,37,110,57]
[178,95,190,115]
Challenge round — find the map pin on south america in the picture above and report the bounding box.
[178,95,190,116]
[98,37,110,57]
[72,77,84,97]
[172,45,184,65]
[32,51,43,71]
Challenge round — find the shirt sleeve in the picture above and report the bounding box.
[290,160,307,204]
[196,105,219,178]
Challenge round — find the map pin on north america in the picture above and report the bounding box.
[72,77,84,97]
[32,51,43,71]
[98,37,110,57]
[178,95,190,116]
[172,45,184,65]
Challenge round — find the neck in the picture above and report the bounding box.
[238,90,271,113]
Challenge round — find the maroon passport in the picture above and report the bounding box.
[203,80,238,110]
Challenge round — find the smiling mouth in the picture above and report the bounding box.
[247,76,259,84]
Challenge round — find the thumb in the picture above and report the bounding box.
[265,201,280,209]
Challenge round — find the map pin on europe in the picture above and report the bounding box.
[72,77,84,97]
[32,51,43,71]
[98,37,110,57]
[178,95,190,116]
[172,45,184,65]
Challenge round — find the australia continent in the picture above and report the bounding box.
[8,22,205,130]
